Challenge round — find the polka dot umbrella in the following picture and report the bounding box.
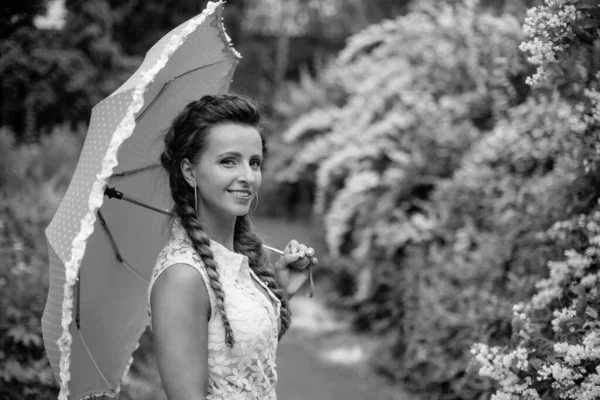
[40,2,242,399]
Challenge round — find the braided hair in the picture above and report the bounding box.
[159,94,292,347]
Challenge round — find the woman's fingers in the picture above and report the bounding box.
[285,240,314,257]
[285,240,299,254]
[281,252,302,265]
[282,240,316,270]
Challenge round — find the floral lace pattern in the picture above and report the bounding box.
[148,219,281,400]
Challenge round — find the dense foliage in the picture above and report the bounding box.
[0,126,83,399]
[271,1,600,398]
[1,0,409,142]
[0,0,139,140]
[470,1,600,399]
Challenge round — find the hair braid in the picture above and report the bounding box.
[174,187,236,347]
[234,216,292,339]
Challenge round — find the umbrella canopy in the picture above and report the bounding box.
[41,2,241,399]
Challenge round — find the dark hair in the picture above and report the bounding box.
[159,94,291,347]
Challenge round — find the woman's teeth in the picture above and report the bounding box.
[229,191,250,198]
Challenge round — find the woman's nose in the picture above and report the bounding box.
[238,165,256,183]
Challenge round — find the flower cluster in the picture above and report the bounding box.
[472,211,600,400]
[519,0,598,85]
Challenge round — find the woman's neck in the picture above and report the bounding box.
[197,211,236,251]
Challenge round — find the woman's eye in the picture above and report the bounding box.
[251,160,262,168]
[221,159,236,166]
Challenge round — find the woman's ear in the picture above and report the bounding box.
[180,158,196,188]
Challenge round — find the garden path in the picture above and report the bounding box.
[276,294,409,400]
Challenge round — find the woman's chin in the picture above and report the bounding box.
[228,205,251,217]
[237,208,251,217]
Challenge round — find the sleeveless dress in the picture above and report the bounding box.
[147,219,281,399]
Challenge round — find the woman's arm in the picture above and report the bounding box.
[150,263,211,400]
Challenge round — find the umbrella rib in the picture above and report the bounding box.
[76,329,115,390]
[97,210,125,263]
[105,187,173,215]
[135,59,234,122]
[111,164,160,178]
[263,245,284,255]
[97,210,149,283]
[102,189,300,277]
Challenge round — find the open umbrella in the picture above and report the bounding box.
[41,2,244,399]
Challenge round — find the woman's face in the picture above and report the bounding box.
[184,122,263,220]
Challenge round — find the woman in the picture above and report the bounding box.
[147,94,317,400]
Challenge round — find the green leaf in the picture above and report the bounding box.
[7,325,26,342]
[579,18,600,30]
[530,358,543,370]
[585,306,598,319]
[581,7,600,19]
[21,332,43,348]
[572,24,589,36]
[579,2,599,10]
[547,63,564,77]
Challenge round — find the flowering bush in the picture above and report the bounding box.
[519,0,600,85]
[467,3,600,400]
[275,1,529,260]
[471,210,600,400]
[380,93,598,399]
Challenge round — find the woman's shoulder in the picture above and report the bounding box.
[151,235,207,293]
[149,263,212,322]
[152,262,207,291]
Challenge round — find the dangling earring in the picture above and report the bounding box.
[248,192,259,215]
[194,185,198,214]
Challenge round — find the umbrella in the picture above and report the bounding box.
[41,2,243,399]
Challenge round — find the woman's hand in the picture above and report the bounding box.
[274,239,318,298]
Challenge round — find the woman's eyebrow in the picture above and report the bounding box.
[217,151,262,159]
[217,151,242,158]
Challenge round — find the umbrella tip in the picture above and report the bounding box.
[105,186,123,199]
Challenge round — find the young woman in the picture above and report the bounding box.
[147,94,317,400]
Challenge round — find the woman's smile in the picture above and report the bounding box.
[228,190,252,199]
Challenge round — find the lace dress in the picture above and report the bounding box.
[147,219,281,399]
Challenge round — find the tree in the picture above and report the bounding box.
[0,0,139,140]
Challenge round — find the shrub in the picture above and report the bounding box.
[0,126,82,399]
[275,1,530,258]
[470,2,600,399]
[471,209,600,400]
[394,94,597,399]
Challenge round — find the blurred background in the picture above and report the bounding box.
[3,0,600,399]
